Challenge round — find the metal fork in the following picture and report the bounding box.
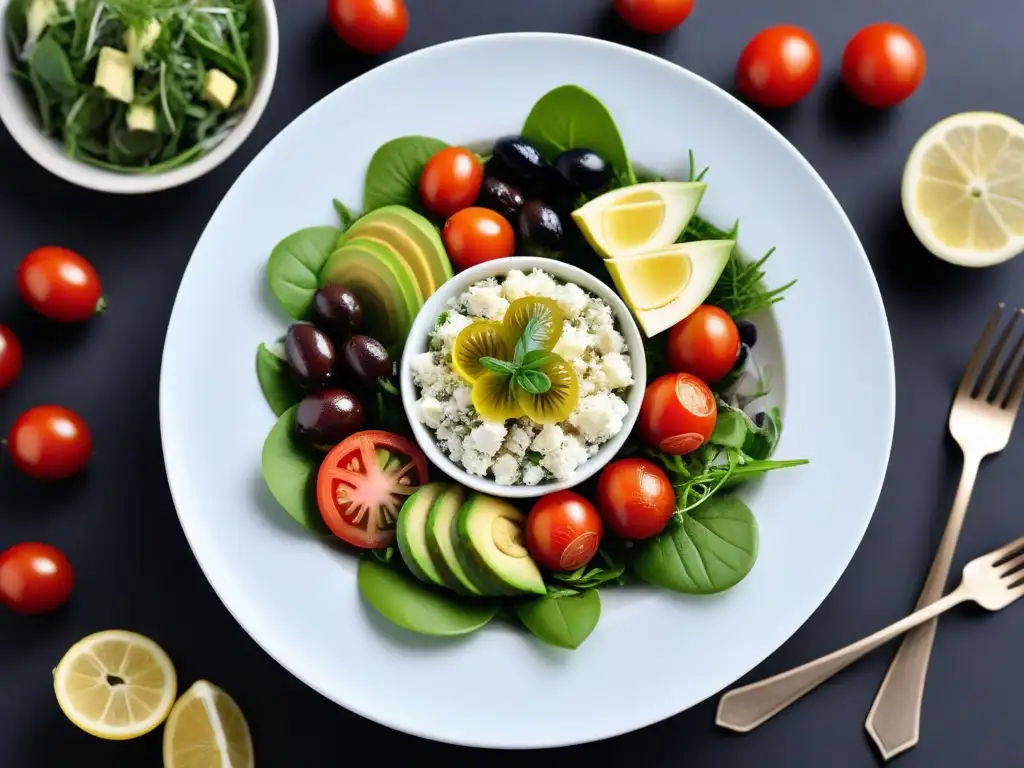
[865,303,1024,760]
[716,537,1024,733]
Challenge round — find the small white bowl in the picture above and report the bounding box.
[399,256,647,499]
[0,0,278,194]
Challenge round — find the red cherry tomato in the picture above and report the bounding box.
[419,147,484,219]
[596,459,675,540]
[6,405,93,479]
[667,305,740,383]
[0,325,22,391]
[639,372,717,455]
[326,0,408,55]
[736,25,821,108]
[841,23,926,108]
[526,490,603,572]
[17,246,104,323]
[441,207,516,271]
[612,0,694,34]
[0,542,74,614]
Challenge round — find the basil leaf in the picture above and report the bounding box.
[363,135,449,212]
[266,226,342,319]
[479,356,517,375]
[514,590,601,650]
[261,405,329,533]
[332,198,355,230]
[521,350,558,371]
[256,343,302,416]
[631,495,758,594]
[30,33,78,100]
[517,369,551,395]
[358,557,499,637]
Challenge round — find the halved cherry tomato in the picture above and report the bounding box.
[441,207,516,271]
[17,246,104,323]
[596,459,675,540]
[612,0,694,34]
[420,147,484,219]
[7,405,93,479]
[736,25,821,108]
[0,542,74,614]
[639,372,717,455]
[667,305,740,383]
[0,325,22,391]
[526,490,603,572]
[841,23,925,108]
[317,430,427,548]
[326,0,408,55]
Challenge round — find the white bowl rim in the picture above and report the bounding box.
[399,255,647,499]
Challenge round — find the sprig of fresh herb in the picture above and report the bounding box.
[478,317,568,396]
[545,549,627,597]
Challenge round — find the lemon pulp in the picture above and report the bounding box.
[163,680,254,768]
[609,250,692,310]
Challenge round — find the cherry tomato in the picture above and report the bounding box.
[441,207,516,271]
[317,430,427,548]
[326,0,408,55]
[6,405,93,479]
[841,23,926,108]
[667,305,740,383]
[0,542,74,614]
[639,372,717,455]
[613,0,694,34]
[596,459,675,540]
[419,147,484,219]
[0,325,22,391]
[736,25,821,108]
[526,491,603,572]
[17,246,104,323]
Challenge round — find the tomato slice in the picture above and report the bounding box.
[317,431,427,549]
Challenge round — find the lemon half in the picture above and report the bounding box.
[163,680,254,768]
[903,111,1024,267]
[53,630,177,740]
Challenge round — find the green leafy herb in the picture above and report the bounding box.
[514,369,551,395]
[333,198,355,230]
[371,546,396,565]
[514,590,601,650]
[521,350,558,370]
[260,404,329,534]
[474,316,567,401]
[525,450,543,465]
[255,342,302,416]
[363,135,448,212]
[266,226,342,319]
[548,550,627,594]
[478,356,517,376]
[707,245,796,318]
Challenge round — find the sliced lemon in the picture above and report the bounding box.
[53,629,177,740]
[572,181,706,259]
[163,680,254,768]
[605,249,692,310]
[903,111,1024,267]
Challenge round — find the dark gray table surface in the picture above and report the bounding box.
[2,1,1023,765]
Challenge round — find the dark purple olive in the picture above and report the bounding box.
[554,148,612,193]
[285,322,335,389]
[737,320,757,348]
[343,335,392,386]
[492,135,549,184]
[518,200,564,251]
[476,176,525,220]
[295,389,365,449]
[734,343,749,369]
[313,284,363,338]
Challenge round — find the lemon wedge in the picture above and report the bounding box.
[53,630,177,740]
[163,680,254,768]
[903,111,1024,267]
[607,249,692,310]
[572,181,705,258]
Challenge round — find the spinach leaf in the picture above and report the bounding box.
[358,557,499,637]
[363,135,448,212]
[256,343,302,416]
[266,226,342,319]
[514,590,601,650]
[710,401,781,461]
[30,33,78,100]
[521,85,635,184]
[5,0,27,52]
[261,404,328,533]
[631,495,758,594]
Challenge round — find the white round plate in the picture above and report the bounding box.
[160,33,895,749]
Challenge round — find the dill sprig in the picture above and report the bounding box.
[707,243,797,318]
[105,0,179,28]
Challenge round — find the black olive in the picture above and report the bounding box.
[518,201,564,251]
[554,148,612,193]
[295,389,365,449]
[476,176,525,220]
[491,136,549,184]
[285,322,335,389]
[343,335,393,386]
[737,320,758,348]
[313,284,363,338]
[754,411,766,428]
[734,343,749,370]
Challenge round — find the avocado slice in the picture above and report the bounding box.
[455,494,546,596]
[397,483,446,587]
[425,485,483,596]
[341,206,453,299]
[320,238,421,354]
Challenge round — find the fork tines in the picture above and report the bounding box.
[962,304,1024,409]
[990,536,1024,584]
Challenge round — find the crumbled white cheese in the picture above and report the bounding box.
[462,448,492,477]
[504,424,534,456]
[522,463,546,485]
[554,282,589,316]
[466,421,507,457]
[501,269,530,302]
[531,424,564,454]
[522,269,558,297]
[541,434,589,481]
[570,393,630,443]
[595,326,625,355]
[466,282,509,320]
[492,453,519,485]
[453,386,473,410]
[435,312,473,353]
[601,352,634,389]
[411,352,440,382]
[553,325,593,360]
[414,397,444,429]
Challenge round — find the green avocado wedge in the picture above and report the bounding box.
[397,483,447,587]
[425,485,482,596]
[455,494,546,596]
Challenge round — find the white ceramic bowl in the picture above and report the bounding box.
[399,256,647,499]
[0,0,278,194]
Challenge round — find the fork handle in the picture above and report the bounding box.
[716,588,968,733]
[864,451,982,760]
